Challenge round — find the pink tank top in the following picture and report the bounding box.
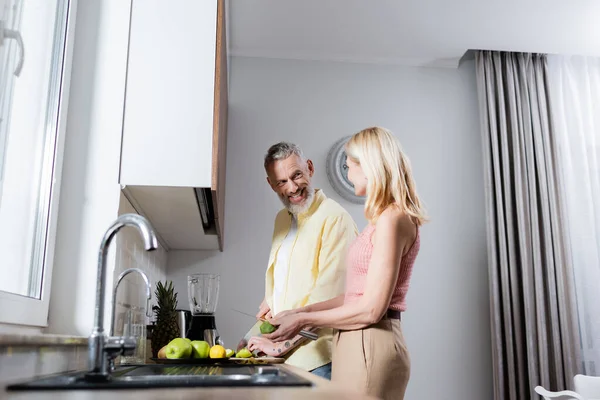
[344,223,420,311]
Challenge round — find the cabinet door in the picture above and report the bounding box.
[120,0,217,188]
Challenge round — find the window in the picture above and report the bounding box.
[547,55,600,374]
[0,0,74,326]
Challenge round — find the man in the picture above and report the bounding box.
[246,142,358,380]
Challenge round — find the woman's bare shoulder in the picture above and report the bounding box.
[375,206,417,244]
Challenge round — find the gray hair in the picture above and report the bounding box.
[263,142,305,169]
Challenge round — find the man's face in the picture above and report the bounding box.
[266,155,315,214]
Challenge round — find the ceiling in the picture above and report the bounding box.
[228,0,600,68]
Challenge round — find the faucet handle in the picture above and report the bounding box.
[105,336,137,357]
[121,337,137,357]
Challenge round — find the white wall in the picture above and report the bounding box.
[45,0,132,336]
[167,56,492,399]
[112,192,167,361]
[115,192,168,318]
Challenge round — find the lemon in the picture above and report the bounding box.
[225,348,234,358]
[209,345,227,359]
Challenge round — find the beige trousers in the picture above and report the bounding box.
[331,318,410,400]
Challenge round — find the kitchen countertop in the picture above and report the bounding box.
[0,333,87,347]
[2,364,378,400]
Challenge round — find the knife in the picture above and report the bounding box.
[231,309,318,341]
[237,320,263,355]
[232,308,268,322]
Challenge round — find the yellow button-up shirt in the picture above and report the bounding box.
[265,189,358,371]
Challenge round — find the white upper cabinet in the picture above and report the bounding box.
[120,0,218,188]
[119,0,228,251]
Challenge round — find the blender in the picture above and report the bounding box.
[186,273,222,346]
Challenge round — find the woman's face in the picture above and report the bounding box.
[346,156,367,196]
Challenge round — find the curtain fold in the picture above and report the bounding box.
[475,51,582,400]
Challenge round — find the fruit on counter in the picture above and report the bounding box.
[157,345,168,359]
[209,345,227,359]
[165,338,193,359]
[235,348,253,358]
[151,281,180,358]
[191,340,211,358]
[260,321,277,334]
[225,348,235,358]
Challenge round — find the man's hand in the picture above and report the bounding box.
[257,298,272,319]
[247,337,284,357]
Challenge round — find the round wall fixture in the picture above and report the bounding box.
[325,136,366,204]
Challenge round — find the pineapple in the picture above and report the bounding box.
[150,281,180,358]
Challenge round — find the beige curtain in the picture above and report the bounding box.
[475,51,582,400]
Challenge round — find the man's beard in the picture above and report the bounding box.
[279,185,315,215]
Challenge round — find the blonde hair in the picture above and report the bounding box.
[345,127,428,225]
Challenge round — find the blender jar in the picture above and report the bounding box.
[187,273,220,315]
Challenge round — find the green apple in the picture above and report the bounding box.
[225,348,234,358]
[184,338,192,344]
[260,321,277,334]
[165,338,192,359]
[236,348,253,358]
[190,340,210,359]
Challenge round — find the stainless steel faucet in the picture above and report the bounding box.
[106,267,153,372]
[110,268,152,338]
[86,213,157,380]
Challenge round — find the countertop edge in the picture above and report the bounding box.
[0,333,88,347]
[2,363,380,399]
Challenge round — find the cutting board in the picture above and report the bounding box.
[230,357,285,365]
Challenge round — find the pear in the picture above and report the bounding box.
[236,348,253,358]
[157,345,168,359]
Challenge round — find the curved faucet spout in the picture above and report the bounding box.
[94,213,157,333]
[88,213,157,377]
[110,268,152,336]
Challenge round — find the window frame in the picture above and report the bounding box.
[0,0,78,327]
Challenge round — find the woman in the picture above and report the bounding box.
[261,126,427,400]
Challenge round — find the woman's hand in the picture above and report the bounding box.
[273,308,300,320]
[247,336,283,357]
[263,313,305,342]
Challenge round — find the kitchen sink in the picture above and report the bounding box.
[6,364,314,390]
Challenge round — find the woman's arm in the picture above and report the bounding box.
[304,294,345,312]
[265,209,415,341]
[275,294,345,320]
